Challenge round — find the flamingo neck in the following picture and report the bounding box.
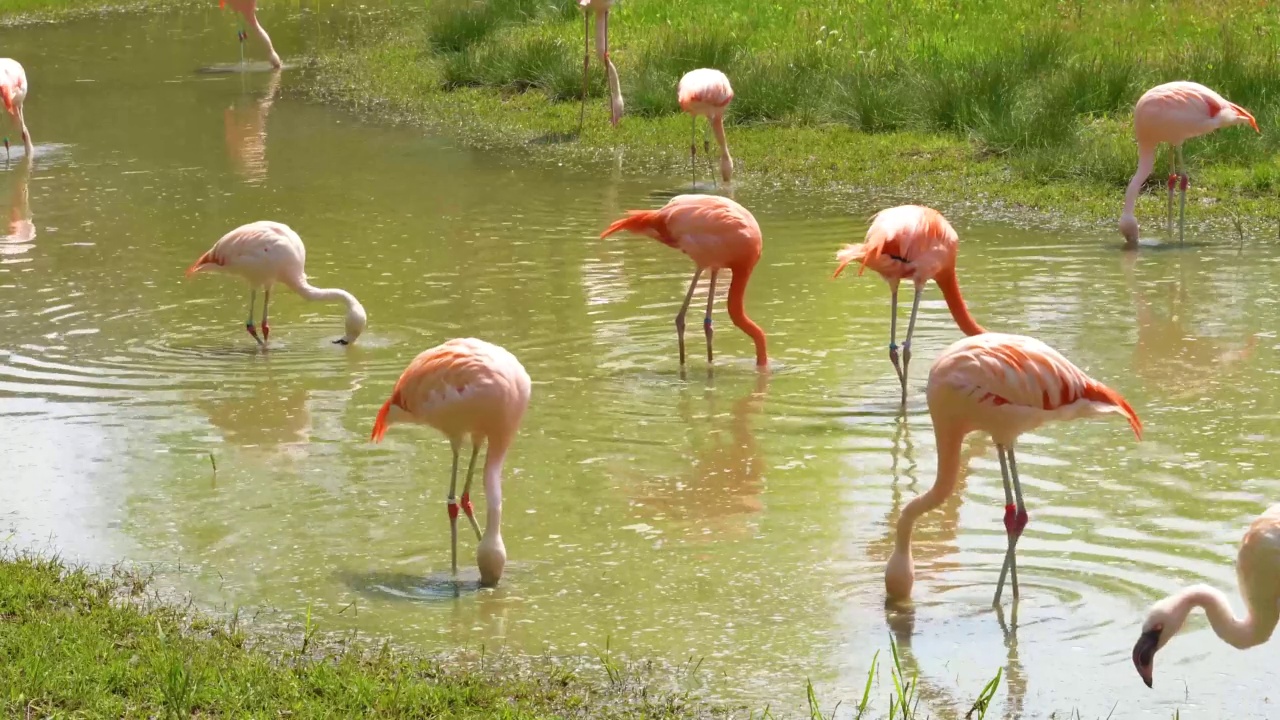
[1123,144,1157,220]
[895,420,966,553]
[1175,584,1278,650]
[290,279,357,309]
[480,444,507,543]
[933,266,985,336]
[710,115,733,182]
[727,264,767,366]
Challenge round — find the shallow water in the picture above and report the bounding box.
[1,7,1278,719]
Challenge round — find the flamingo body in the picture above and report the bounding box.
[0,58,32,158]
[186,221,367,345]
[371,338,531,587]
[833,205,985,402]
[1119,81,1259,246]
[887,333,1141,603]
[600,194,767,366]
[1134,504,1280,688]
[677,68,735,183]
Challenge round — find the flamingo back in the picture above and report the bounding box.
[601,194,761,270]
[372,338,531,445]
[185,220,306,288]
[0,59,27,115]
[1134,81,1259,147]
[678,68,734,116]
[1236,505,1280,631]
[834,205,958,282]
[927,332,1142,444]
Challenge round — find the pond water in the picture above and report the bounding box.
[1,7,1277,719]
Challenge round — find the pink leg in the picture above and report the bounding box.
[244,289,264,346]
[458,442,483,541]
[261,287,271,343]
[994,445,1029,604]
[675,268,704,366]
[447,444,461,574]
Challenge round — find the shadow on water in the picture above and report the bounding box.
[339,569,492,602]
[195,61,293,74]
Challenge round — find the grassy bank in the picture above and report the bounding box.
[298,0,1280,235]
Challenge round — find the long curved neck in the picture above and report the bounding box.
[727,264,767,366]
[710,115,733,182]
[1178,584,1279,650]
[481,440,509,542]
[290,279,359,312]
[895,420,965,553]
[1123,144,1157,219]
[933,266,985,336]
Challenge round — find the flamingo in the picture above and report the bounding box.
[677,68,734,186]
[218,0,282,69]
[886,332,1142,605]
[0,59,32,160]
[370,338,531,588]
[185,221,367,347]
[1119,81,1259,248]
[599,194,768,367]
[577,0,623,130]
[1133,504,1280,688]
[833,205,986,404]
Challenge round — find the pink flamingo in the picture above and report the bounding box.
[677,68,734,186]
[1119,81,1258,248]
[0,59,32,160]
[578,0,623,129]
[886,332,1142,605]
[600,193,768,367]
[833,205,986,404]
[218,0,282,69]
[185,221,367,346]
[1133,504,1280,688]
[370,338,531,587]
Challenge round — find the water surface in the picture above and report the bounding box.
[0,8,1276,719]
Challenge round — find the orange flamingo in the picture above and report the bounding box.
[677,68,734,185]
[1119,81,1258,248]
[185,221,367,347]
[886,332,1141,605]
[577,0,623,129]
[833,205,986,403]
[0,59,32,160]
[1133,504,1280,688]
[600,194,768,367]
[370,338,532,588]
[218,0,282,69]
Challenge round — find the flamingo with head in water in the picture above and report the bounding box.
[0,58,32,160]
[677,68,734,186]
[577,0,623,130]
[218,0,283,69]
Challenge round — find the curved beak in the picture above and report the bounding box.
[1132,628,1160,688]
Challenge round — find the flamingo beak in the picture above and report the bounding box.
[1132,627,1160,688]
[333,338,349,345]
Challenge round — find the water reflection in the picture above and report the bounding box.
[223,69,280,183]
[1,155,33,256]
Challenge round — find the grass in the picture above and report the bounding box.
[296,0,1280,235]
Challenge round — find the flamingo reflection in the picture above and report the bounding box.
[1,155,34,257]
[223,68,281,183]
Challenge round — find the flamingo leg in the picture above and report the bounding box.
[601,11,621,127]
[1176,144,1188,246]
[261,287,271,344]
[16,106,28,155]
[898,284,924,405]
[578,10,589,133]
[690,114,698,187]
[887,282,904,386]
[244,289,264,346]
[458,441,483,542]
[994,445,1029,604]
[1166,146,1176,237]
[446,440,461,575]
[675,268,703,365]
[704,269,718,362]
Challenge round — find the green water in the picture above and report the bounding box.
[1,7,1276,719]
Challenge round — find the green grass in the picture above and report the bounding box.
[296,0,1280,235]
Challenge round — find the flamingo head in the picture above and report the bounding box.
[884,546,915,600]
[477,533,507,588]
[333,296,367,346]
[1119,213,1140,248]
[1133,594,1194,688]
[719,154,734,184]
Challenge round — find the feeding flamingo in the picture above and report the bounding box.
[1119,81,1258,248]
[833,205,986,404]
[370,338,531,588]
[600,193,768,367]
[886,332,1142,605]
[0,59,32,160]
[578,0,623,129]
[1133,504,1280,688]
[218,0,282,69]
[677,68,734,186]
[185,221,367,347]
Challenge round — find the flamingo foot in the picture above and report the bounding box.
[245,322,264,346]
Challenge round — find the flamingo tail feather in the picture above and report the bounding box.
[1082,382,1143,440]
[370,397,394,442]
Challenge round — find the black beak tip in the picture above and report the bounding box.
[333,338,349,345]
[1143,676,1153,689]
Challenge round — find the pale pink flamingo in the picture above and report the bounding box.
[600,193,768,367]
[219,0,282,69]
[578,0,623,129]
[833,205,986,404]
[0,59,32,160]
[1119,81,1258,248]
[185,221,367,347]
[370,338,532,587]
[886,332,1142,605]
[677,68,734,185]
[1133,504,1280,687]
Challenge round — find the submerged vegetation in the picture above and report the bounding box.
[302,0,1280,232]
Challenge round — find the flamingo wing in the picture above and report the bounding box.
[661,194,760,265]
[186,221,302,277]
[834,205,957,279]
